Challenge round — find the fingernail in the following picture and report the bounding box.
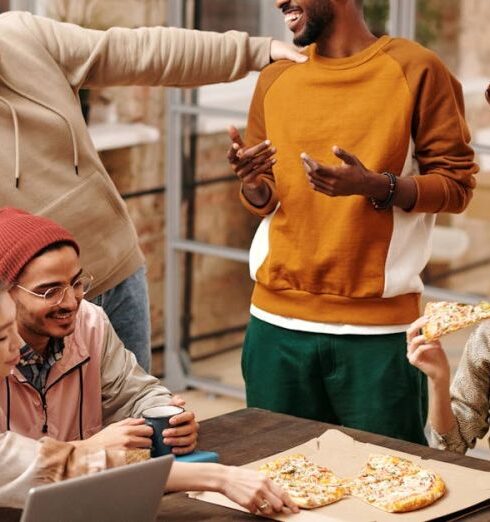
[264,140,271,146]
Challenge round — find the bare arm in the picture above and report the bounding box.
[166,462,299,516]
[406,317,457,435]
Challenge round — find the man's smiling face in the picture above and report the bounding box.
[276,0,335,47]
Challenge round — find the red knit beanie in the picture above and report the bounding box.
[0,208,80,284]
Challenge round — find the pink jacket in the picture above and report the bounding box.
[0,300,172,442]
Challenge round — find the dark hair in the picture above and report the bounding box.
[31,240,78,261]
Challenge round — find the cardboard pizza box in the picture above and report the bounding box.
[190,429,490,521]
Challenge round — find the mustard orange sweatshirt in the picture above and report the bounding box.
[241,36,477,330]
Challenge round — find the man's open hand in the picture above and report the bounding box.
[301,146,374,197]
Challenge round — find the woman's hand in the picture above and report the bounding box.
[221,466,299,516]
[406,317,450,385]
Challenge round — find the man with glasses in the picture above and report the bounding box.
[0,207,198,453]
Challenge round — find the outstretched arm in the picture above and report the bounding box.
[19,11,306,90]
[167,462,299,516]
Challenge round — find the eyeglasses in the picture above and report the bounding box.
[15,273,93,307]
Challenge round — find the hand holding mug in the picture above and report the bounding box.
[143,405,199,457]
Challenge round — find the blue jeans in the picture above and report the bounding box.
[91,266,151,372]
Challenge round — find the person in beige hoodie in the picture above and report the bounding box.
[0,10,306,372]
[0,218,298,517]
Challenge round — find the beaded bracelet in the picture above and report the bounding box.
[370,172,397,210]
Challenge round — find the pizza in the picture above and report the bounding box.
[349,454,446,513]
[259,454,347,509]
[422,301,490,341]
[259,453,445,513]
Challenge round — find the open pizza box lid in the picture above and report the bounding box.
[189,429,490,521]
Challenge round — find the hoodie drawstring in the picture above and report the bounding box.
[0,72,80,187]
[0,97,20,188]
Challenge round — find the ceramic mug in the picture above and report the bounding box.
[142,405,184,457]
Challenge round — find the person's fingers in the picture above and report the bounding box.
[163,421,198,441]
[406,316,429,342]
[170,439,198,455]
[169,395,186,407]
[127,436,153,449]
[407,333,428,352]
[228,125,245,148]
[126,424,154,437]
[169,411,195,427]
[332,145,360,166]
[270,40,308,64]
[239,140,271,161]
[228,142,244,162]
[267,480,299,513]
[165,430,197,446]
[300,152,318,173]
[307,176,335,195]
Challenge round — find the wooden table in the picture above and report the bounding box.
[1,408,489,521]
[157,408,490,521]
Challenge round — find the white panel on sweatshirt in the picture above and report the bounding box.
[383,139,436,298]
[249,205,279,281]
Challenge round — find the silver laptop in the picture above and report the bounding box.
[21,455,173,522]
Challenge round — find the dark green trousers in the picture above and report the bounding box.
[242,316,428,445]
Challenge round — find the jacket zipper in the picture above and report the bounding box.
[14,357,90,435]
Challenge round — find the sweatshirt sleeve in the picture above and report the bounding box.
[99,312,173,425]
[407,50,477,213]
[430,323,490,454]
[0,432,42,508]
[19,11,271,89]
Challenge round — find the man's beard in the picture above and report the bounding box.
[293,2,335,47]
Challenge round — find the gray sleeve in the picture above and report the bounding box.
[99,313,172,426]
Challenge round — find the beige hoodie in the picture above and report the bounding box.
[0,11,272,297]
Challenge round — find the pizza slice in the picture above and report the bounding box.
[259,454,346,509]
[350,454,446,513]
[422,301,490,341]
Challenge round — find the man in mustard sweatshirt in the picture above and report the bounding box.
[228,0,478,444]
